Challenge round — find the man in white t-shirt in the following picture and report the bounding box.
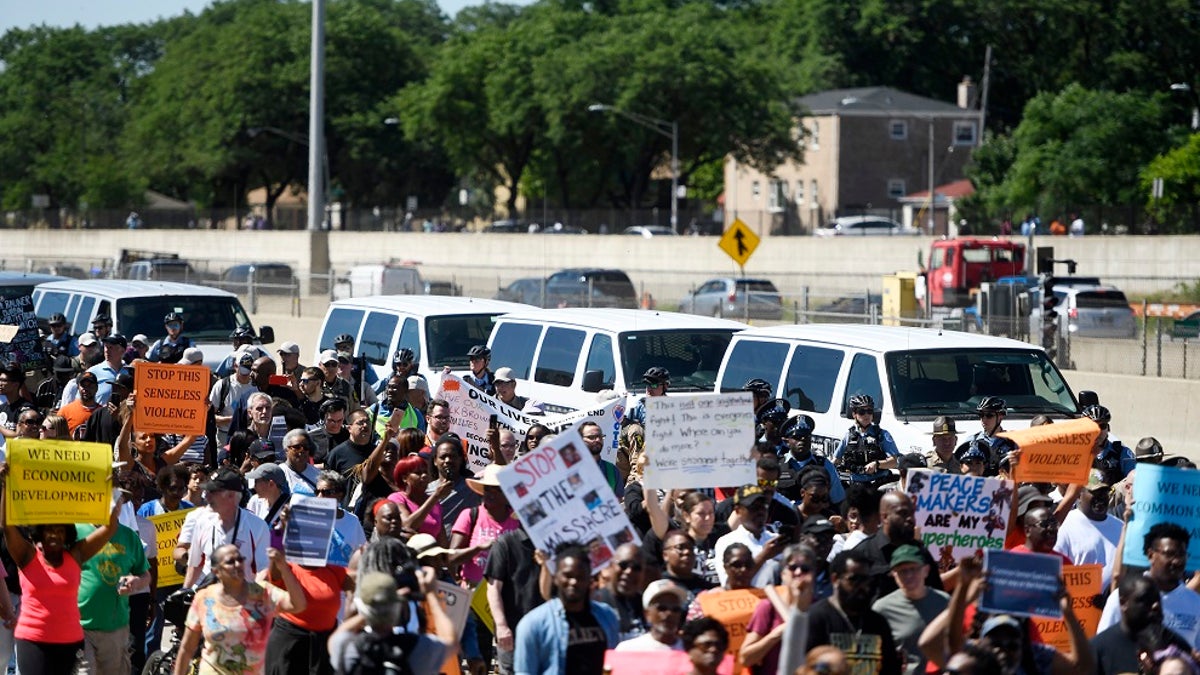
[713,485,786,587]
[614,580,686,652]
[1055,469,1123,590]
[1098,521,1200,648]
[183,468,270,586]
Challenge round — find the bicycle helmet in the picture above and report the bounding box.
[333,333,355,347]
[780,414,815,440]
[742,378,773,395]
[164,311,184,324]
[393,348,416,366]
[1081,404,1111,425]
[976,396,1006,415]
[643,367,671,386]
[230,325,256,340]
[467,345,491,359]
[91,314,113,326]
[48,313,67,325]
[848,394,875,413]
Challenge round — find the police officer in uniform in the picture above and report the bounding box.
[776,414,844,508]
[963,396,1009,472]
[832,394,900,479]
[147,311,191,363]
[742,378,773,412]
[43,313,78,358]
[464,345,496,395]
[1085,404,1134,486]
[624,367,671,427]
[926,416,961,474]
[753,397,790,455]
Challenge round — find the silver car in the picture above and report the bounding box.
[1056,285,1137,338]
[679,278,783,319]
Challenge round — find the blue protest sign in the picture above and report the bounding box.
[1124,463,1200,568]
[283,495,337,567]
[981,549,1062,619]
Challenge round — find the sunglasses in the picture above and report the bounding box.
[757,478,778,488]
[649,602,683,613]
[616,560,643,571]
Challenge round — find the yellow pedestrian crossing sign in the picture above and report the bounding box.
[719,218,759,267]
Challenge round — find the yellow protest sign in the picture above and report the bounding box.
[1002,418,1101,486]
[147,508,195,588]
[1031,564,1102,655]
[134,362,211,436]
[470,580,495,634]
[6,439,111,526]
[719,218,760,267]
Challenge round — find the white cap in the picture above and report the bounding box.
[182,348,204,365]
[277,341,300,355]
[78,332,98,347]
[407,375,429,394]
[318,349,340,365]
[131,334,149,346]
[494,367,516,383]
[641,579,688,609]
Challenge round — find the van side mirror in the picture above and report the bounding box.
[581,370,605,393]
[258,326,275,344]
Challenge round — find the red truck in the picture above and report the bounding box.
[922,238,1026,308]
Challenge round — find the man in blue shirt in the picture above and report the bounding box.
[88,334,129,405]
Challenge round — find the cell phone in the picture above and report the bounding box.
[489,414,499,429]
[776,523,797,543]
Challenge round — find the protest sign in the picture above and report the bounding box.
[0,295,43,371]
[438,374,623,473]
[283,495,337,567]
[6,439,111,525]
[906,470,1013,572]
[697,587,770,671]
[1124,463,1200,568]
[1031,564,1102,655]
[433,581,472,638]
[982,549,1063,619]
[496,427,637,572]
[134,362,211,436]
[643,392,756,489]
[470,580,495,633]
[604,651,735,675]
[1002,418,1100,485]
[147,508,196,587]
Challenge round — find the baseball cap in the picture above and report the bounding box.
[203,467,245,493]
[277,341,301,355]
[78,371,98,386]
[930,416,957,436]
[898,453,929,471]
[319,349,340,365]
[52,355,75,373]
[801,515,835,535]
[1135,437,1164,463]
[889,544,926,569]
[336,351,352,365]
[641,579,688,609]
[103,334,129,348]
[181,347,204,365]
[131,334,149,347]
[113,371,135,391]
[249,439,278,461]
[1016,484,1053,517]
[77,332,98,347]
[237,350,255,369]
[407,533,453,560]
[407,375,429,394]
[494,367,516,383]
[980,615,1022,637]
[246,462,287,488]
[357,572,401,610]
[1085,468,1111,492]
[734,485,768,508]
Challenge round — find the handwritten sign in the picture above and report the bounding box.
[283,495,337,567]
[982,549,1063,619]
[642,393,756,489]
[1002,418,1100,485]
[496,428,636,571]
[438,374,623,473]
[6,439,111,525]
[0,295,43,371]
[134,362,211,436]
[697,587,769,671]
[906,470,1012,572]
[147,508,196,587]
[1124,463,1200,568]
[1031,564,1102,655]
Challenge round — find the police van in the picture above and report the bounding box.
[32,280,271,369]
[715,324,1081,454]
[486,308,748,413]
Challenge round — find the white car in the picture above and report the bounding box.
[813,215,917,237]
[622,225,677,237]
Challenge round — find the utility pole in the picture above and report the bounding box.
[307,0,326,231]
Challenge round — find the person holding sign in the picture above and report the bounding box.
[740,543,818,675]
[0,466,123,675]
[1098,522,1200,649]
[1091,575,1195,675]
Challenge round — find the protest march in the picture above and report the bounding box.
[0,316,1195,675]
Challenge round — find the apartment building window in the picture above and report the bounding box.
[810,121,820,150]
[889,120,907,140]
[810,179,819,208]
[887,179,907,199]
[794,180,804,205]
[768,180,788,211]
[953,121,978,146]
[752,180,761,201]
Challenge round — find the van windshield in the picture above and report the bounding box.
[618,330,738,392]
[426,314,504,368]
[885,348,1076,418]
[116,296,252,342]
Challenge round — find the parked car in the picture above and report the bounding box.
[679,278,783,319]
[495,277,546,306]
[544,268,638,309]
[33,265,90,279]
[483,219,526,233]
[220,263,297,294]
[1053,285,1137,338]
[813,215,916,237]
[423,279,462,296]
[812,294,883,322]
[623,225,677,237]
[124,258,203,282]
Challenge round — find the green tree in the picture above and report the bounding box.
[1142,134,1200,233]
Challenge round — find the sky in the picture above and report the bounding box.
[0,0,503,35]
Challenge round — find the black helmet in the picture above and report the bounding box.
[756,398,791,426]
[976,396,1006,414]
[230,325,256,340]
[333,333,355,346]
[848,394,875,413]
[1082,404,1111,425]
[467,345,491,359]
[742,378,773,395]
[164,311,184,324]
[780,414,815,440]
[48,313,67,325]
[91,314,112,326]
[643,367,671,386]
[393,348,416,366]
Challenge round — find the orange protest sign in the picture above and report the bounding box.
[697,587,774,674]
[1030,564,1102,655]
[1003,418,1101,485]
[133,362,211,436]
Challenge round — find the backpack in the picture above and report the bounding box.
[339,630,420,675]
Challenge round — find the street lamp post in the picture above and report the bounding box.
[589,103,679,232]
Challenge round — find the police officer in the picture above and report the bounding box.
[464,345,495,395]
[43,313,78,358]
[754,397,790,454]
[742,378,773,412]
[1085,405,1133,486]
[962,396,1010,470]
[776,414,844,507]
[90,313,113,340]
[147,311,192,363]
[624,367,670,427]
[832,394,900,477]
[926,416,961,474]
[333,332,378,397]
[376,347,421,396]
[215,326,269,377]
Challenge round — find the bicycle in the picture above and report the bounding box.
[143,587,196,675]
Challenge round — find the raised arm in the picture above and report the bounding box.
[0,464,34,568]
[359,422,397,487]
[75,492,123,564]
[267,549,308,614]
[160,435,198,465]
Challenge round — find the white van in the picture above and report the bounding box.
[32,280,272,369]
[315,295,534,385]
[715,324,1080,454]
[333,264,423,300]
[487,308,748,413]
